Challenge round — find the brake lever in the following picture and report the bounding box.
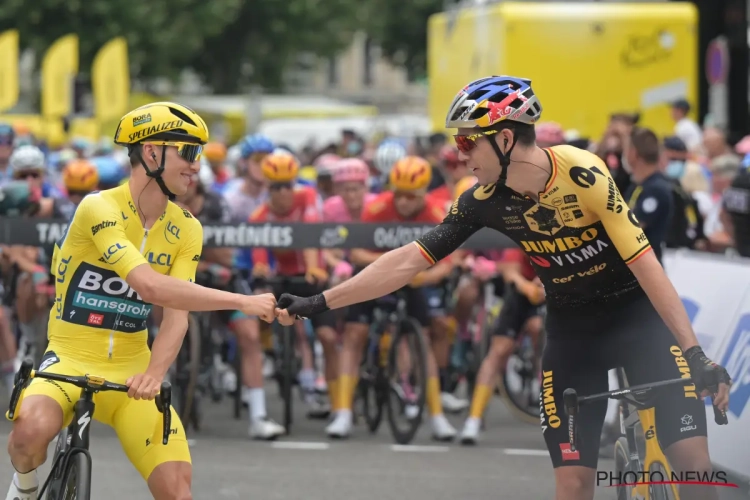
[158,381,172,445]
[7,359,34,420]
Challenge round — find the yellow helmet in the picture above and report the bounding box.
[203,142,227,162]
[389,156,432,191]
[453,176,478,200]
[63,159,99,192]
[261,152,300,182]
[113,101,209,147]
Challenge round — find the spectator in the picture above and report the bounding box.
[722,162,750,257]
[670,99,702,152]
[624,127,674,262]
[702,127,734,162]
[694,154,740,252]
[662,136,709,194]
[426,133,448,191]
[535,122,565,148]
[595,131,631,196]
[0,124,15,185]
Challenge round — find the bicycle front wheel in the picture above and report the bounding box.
[613,437,635,500]
[280,325,295,434]
[498,337,540,424]
[172,314,201,432]
[386,317,428,445]
[60,451,91,500]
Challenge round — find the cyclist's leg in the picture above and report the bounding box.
[6,349,79,499]
[100,358,191,500]
[0,306,17,389]
[229,311,284,439]
[406,286,456,440]
[461,288,529,442]
[619,297,713,500]
[540,313,611,500]
[326,301,373,437]
[453,276,479,336]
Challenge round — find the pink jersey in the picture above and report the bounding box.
[323,193,378,222]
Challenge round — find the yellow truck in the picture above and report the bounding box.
[427,2,698,139]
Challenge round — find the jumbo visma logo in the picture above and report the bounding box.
[62,263,151,334]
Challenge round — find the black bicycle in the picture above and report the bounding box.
[7,358,172,500]
[253,275,311,435]
[563,370,728,500]
[357,289,428,444]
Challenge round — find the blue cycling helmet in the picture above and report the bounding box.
[240,134,275,159]
[91,156,125,187]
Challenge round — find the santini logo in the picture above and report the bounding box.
[91,220,117,235]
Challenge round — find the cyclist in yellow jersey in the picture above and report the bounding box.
[6,102,280,500]
[275,77,732,500]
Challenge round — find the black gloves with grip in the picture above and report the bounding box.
[277,293,329,319]
[684,346,732,392]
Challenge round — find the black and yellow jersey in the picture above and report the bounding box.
[415,145,651,308]
[50,183,203,359]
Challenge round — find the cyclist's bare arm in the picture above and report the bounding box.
[628,252,699,350]
[349,248,382,267]
[322,243,431,308]
[147,307,189,379]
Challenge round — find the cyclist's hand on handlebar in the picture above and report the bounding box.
[305,267,329,284]
[126,372,161,401]
[241,293,277,323]
[252,263,271,278]
[684,346,732,411]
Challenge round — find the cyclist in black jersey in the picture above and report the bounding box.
[275,76,732,500]
[722,164,750,257]
[176,175,285,439]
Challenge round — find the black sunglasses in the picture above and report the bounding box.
[269,182,293,191]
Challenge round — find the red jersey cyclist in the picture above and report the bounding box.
[427,146,472,213]
[325,156,458,440]
[250,152,339,417]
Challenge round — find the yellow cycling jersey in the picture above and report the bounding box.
[50,183,203,359]
[415,145,651,307]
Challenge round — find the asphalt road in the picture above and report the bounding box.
[0,384,744,499]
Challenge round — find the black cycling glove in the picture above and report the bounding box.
[277,293,330,319]
[684,346,732,392]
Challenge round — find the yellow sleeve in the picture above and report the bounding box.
[567,159,651,264]
[76,194,149,277]
[169,218,203,283]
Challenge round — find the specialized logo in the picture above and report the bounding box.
[128,120,184,143]
[523,203,564,236]
[62,263,151,334]
[540,370,561,432]
[78,411,91,439]
[132,113,152,126]
[91,220,117,235]
[473,183,496,200]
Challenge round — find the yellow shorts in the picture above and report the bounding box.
[22,342,190,480]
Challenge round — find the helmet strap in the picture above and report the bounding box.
[489,132,518,187]
[137,145,177,201]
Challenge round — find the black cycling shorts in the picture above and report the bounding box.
[493,285,543,339]
[270,278,337,330]
[345,285,430,327]
[541,291,707,469]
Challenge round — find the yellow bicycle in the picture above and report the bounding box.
[563,370,728,500]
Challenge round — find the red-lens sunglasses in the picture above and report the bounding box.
[453,129,499,154]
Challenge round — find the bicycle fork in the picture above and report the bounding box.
[630,408,680,500]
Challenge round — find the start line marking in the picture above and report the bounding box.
[503,448,549,457]
[267,441,548,457]
[271,441,330,450]
[390,444,450,453]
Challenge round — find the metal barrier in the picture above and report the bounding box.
[2,218,517,250]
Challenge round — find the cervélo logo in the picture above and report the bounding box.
[91,220,116,235]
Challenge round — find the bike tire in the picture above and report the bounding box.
[498,338,540,424]
[613,437,635,500]
[281,325,294,434]
[386,317,428,445]
[359,332,385,433]
[174,314,201,432]
[60,451,90,500]
[232,338,243,420]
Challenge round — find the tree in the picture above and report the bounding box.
[191,0,364,93]
[363,0,444,80]
[0,0,242,80]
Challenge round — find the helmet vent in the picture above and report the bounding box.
[168,107,197,126]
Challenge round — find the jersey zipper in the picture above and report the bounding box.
[108,229,149,359]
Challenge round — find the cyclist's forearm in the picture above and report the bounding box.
[128,266,243,311]
[147,313,188,379]
[324,243,429,309]
[629,253,699,350]
[303,249,321,270]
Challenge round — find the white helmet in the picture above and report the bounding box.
[10,145,46,172]
[374,141,407,174]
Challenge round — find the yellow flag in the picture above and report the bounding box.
[41,34,79,117]
[0,30,19,112]
[92,37,130,122]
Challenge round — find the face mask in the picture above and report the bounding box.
[665,160,685,179]
[347,142,362,156]
[621,154,633,174]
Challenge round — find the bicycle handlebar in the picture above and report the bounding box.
[562,375,728,453]
[8,358,174,445]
